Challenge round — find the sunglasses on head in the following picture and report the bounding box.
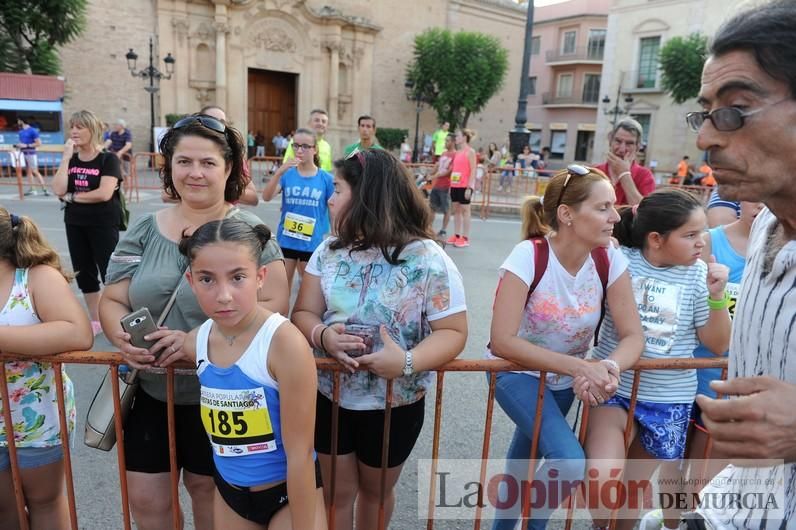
[173,115,226,134]
[345,148,367,169]
[554,164,591,209]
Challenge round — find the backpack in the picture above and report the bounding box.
[524,237,610,346]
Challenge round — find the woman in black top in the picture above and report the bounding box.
[52,110,122,335]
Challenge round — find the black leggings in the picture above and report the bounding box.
[65,223,119,294]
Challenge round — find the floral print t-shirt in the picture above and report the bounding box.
[305,238,467,410]
[486,238,628,390]
[0,269,75,447]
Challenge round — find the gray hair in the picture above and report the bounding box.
[115,118,127,128]
[611,118,643,142]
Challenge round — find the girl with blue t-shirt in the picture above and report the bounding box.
[168,218,326,530]
[262,127,333,294]
[686,201,763,467]
[584,189,732,530]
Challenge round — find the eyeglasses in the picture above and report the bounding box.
[554,164,591,209]
[685,98,789,132]
[294,143,316,151]
[173,115,226,134]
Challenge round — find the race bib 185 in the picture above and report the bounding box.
[200,386,277,457]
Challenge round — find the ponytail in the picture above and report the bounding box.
[521,195,550,239]
[0,209,70,280]
[613,206,638,248]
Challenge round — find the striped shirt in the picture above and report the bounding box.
[700,208,796,529]
[592,247,709,403]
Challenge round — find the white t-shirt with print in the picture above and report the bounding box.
[486,238,628,390]
[592,247,710,403]
[306,238,467,410]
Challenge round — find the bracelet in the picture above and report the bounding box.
[600,358,620,374]
[319,326,330,352]
[707,291,730,310]
[309,323,325,349]
[617,171,631,181]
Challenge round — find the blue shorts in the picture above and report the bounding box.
[0,445,64,471]
[603,395,692,460]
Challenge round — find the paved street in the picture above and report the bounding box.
[0,187,593,529]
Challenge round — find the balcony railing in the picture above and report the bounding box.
[542,92,601,106]
[546,46,605,64]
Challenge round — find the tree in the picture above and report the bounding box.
[406,28,509,129]
[0,0,88,75]
[659,33,708,104]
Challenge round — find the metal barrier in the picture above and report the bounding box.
[0,150,26,199]
[0,350,728,530]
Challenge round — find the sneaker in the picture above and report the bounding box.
[454,237,470,248]
[91,321,103,337]
[41,189,50,196]
[446,234,459,245]
[437,229,447,237]
[23,189,37,196]
[639,508,664,530]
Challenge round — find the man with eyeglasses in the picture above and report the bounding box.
[282,109,333,171]
[594,118,655,206]
[679,2,796,529]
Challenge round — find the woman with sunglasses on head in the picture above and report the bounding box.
[98,114,289,530]
[487,165,644,530]
[262,127,334,294]
[291,149,467,530]
[51,110,124,336]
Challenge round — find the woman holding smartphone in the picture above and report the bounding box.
[98,114,289,530]
[291,149,467,530]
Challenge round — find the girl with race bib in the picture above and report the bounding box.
[0,208,93,529]
[583,189,732,530]
[166,218,325,530]
[262,127,334,294]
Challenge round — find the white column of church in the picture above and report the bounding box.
[214,5,228,110]
[328,43,339,119]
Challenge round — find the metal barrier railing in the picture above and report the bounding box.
[0,350,728,530]
[0,149,26,199]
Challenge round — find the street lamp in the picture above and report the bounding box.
[404,79,427,163]
[126,36,175,153]
[602,90,634,127]
[509,1,535,157]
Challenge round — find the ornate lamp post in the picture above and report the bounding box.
[602,89,634,127]
[125,37,175,153]
[508,1,535,157]
[404,79,427,163]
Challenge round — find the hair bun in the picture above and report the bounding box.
[253,224,272,250]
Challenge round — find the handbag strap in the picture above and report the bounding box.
[156,270,186,327]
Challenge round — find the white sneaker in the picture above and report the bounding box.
[639,508,664,530]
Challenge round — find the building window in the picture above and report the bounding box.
[587,29,606,60]
[582,74,601,103]
[575,130,595,161]
[528,76,537,96]
[531,36,541,56]
[550,130,567,160]
[557,74,573,98]
[529,130,542,151]
[637,36,661,88]
[561,30,577,55]
[630,113,651,146]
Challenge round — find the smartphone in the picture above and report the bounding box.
[344,323,381,358]
[120,308,159,352]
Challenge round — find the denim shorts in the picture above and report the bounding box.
[0,444,64,471]
[603,395,692,460]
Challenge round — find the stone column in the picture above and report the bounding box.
[213,3,229,110]
[325,41,341,119]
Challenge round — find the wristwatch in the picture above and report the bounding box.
[402,350,414,377]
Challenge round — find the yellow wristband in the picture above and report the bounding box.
[707,292,730,310]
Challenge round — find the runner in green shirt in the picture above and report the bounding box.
[283,109,333,170]
[343,115,383,157]
[432,121,450,160]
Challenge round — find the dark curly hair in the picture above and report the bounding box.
[178,218,272,265]
[158,114,247,202]
[331,149,434,265]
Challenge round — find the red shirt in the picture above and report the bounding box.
[595,160,655,205]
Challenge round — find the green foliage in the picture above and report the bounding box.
[407,28,509,129]
[375,127,408,151]
[659,33,708,104]
[165,113,190,127]
[0,0,88,75]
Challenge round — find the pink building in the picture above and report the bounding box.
[526,0,612,163]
